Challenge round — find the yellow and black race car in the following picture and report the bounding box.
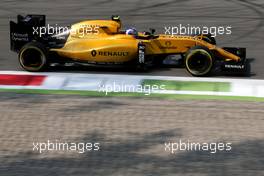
[10,15,247,76]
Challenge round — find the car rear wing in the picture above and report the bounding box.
[10,14,46,52]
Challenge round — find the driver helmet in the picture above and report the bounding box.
[126,27,138,35]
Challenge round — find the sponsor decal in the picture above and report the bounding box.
[138,45,145,64]
[91,50,97,57]
[11,33,29,42]
[165,41,172,46]
[160,40,178,49]
[224,64,245,69]
[91,50,129,57]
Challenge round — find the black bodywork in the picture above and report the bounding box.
[10,14,68,52]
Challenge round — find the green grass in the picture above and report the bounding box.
[0,88,263,102]
[142,79,231,92]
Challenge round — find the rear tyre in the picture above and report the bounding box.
[184,46,214,76]
[18,42,49,72]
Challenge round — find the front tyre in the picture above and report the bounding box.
[184,46,214,76]
[18,42,48,72]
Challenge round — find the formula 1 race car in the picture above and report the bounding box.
[10,15,247,76]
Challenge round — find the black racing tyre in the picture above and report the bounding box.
[18,42,49,72]
[184,46,214,76]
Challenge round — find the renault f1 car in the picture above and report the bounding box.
[10,15,247,76]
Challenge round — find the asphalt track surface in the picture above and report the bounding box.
[0,0,264,78]
[0,93,264,176]
[1,1,264,175]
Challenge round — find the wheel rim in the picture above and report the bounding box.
[186,49,212,76]
[19,47,46,71]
